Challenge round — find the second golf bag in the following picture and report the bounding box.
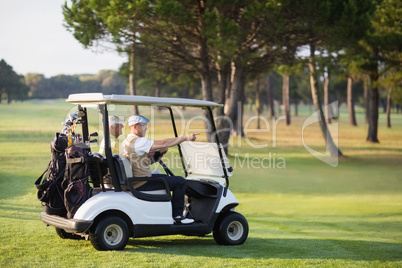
[63,143,93,219]
[35,133,68,217]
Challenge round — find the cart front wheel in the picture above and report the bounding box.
[213,212,248,245]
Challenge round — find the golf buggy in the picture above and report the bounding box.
[37,93,248,250]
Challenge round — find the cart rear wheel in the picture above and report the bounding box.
[89,216,129,251]
[213,212,248,245]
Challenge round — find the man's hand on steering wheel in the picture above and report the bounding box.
[149,148,168,163]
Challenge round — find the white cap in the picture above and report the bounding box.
[128,115,149,126]
[108,115,125,127]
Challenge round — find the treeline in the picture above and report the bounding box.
[0,57,392,113]
[24,70,126,99]
[0,59,127,102]
[0,59,30,103]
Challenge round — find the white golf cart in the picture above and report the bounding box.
[39,93,248,250]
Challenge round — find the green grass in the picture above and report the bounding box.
[1,100,402,267]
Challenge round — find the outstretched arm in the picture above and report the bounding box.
[150,133,199,151]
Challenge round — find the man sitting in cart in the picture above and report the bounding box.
[99,115,125,155]
[121,115,199,224]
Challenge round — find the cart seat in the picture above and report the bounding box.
[113,154,132,184]
[112,154,167,195]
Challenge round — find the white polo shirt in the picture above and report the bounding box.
[122,134,154,156]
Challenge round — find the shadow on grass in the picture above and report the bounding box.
[125,236,402,262]
[0,203,41,220]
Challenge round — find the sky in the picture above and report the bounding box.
[0,0,126,78]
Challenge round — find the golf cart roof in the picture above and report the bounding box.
[66,93,223,108]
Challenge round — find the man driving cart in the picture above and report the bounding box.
[121,115,199,224]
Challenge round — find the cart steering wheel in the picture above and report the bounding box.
[152,151,175,176]
[152,151,165,163]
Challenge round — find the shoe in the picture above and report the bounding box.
[174,216,194,224]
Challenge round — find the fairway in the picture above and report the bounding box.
[1,100,402,267]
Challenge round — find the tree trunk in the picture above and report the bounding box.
[366,67,380,143]
[308,44,343,158]
[200,71,214,141]
[386,89,392,128]
[223,62,235,114]
[154,82,160,98]
[200,72,213,102]
[282,74,291,125]
[347,77,357,126]
[324,75,332,124]
[129,42,139,115]
[217,62,245,153]
[216,61,234,154]
[232,68,246,137]
[154,81,163,111]
[266,74,275,119]
[364,75,370,124]
[216,62,230,118]
[255,76,262,129]
[198,33,214,142]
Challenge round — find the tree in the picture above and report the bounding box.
[290,67,312,111]
[210,1,301,148]
[0,59,29,103]
[25,73,47,98]
[315,51,338,124]
[140,0,216,101]
[24,70,126,99]
[63,0,152,114]
[265,73,276,119]
[307,45,343,158]
[95,70,126,95]
[390,77,402,107]
[141,0,298,149]
[277,62,305,125]
[347,77,358,126]
[339,53,365,127]
[379,67,402,128]
[254,75,263,129]
[350,0,401,142]
[290,0,376,158]
[48,75,82,98]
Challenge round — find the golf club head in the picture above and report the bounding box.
[61,126,70,134]
[61,119,73,127]
[69,113,78,121]
[64,119,73,126]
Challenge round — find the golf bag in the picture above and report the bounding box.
[35,133,68,217]
[63,143,93,219]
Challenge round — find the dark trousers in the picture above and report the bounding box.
[136,174,186,217]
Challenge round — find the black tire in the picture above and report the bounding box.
[213,212,248,245]
[89,216,129,251]
[55,228,83,240]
